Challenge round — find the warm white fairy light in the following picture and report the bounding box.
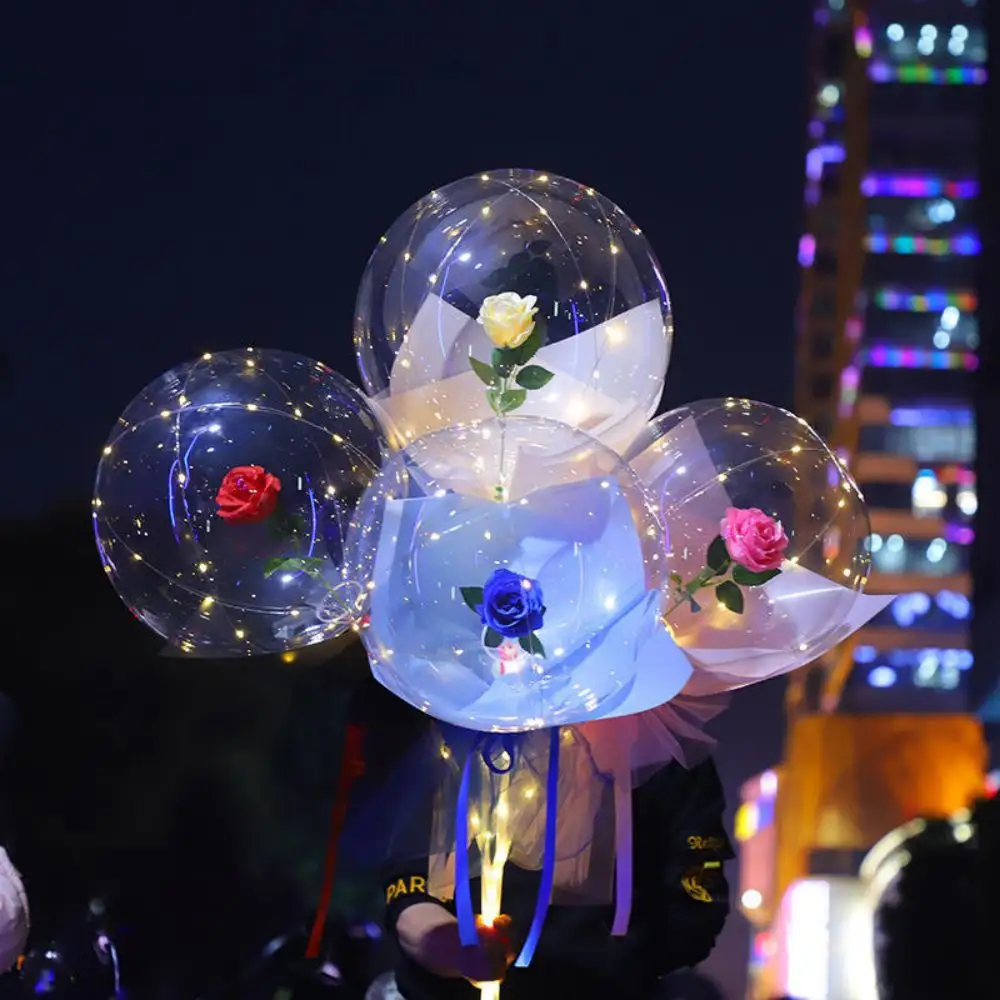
[477,769,512,1000]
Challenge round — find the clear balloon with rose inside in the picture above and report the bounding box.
[93,348,386,657]
[343,415,695,731]
[623,397,893,693]
[353,168,674,454]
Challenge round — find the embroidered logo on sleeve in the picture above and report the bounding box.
[681,872,713,902]
[385,875,427,905]
[681,861,722,903]
[687,835,726,852]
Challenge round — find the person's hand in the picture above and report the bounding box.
[396,903,516,982]
[458,915,516,985]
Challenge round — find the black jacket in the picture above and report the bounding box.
[353,680,734,1000]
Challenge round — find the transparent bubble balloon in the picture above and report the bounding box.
[354,168,672,454]
[624,398,874,691]
[93,348,386,657]
[345,416,693,732]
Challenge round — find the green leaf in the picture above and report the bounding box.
[469,355,499,386]
[492,348,518,377]
[669,572,683,586]
[497,388,527,414]
[263,556,289,577]
[732,565,782,587]
[484,628,503,648]
[263,556,327,578]
[460,586,485,612]
[519,633,546,657]
[487,388,502,415]
[515,365,555,390]
[715,580,745,615]
[705,535,730,574]
[514,320,545,365]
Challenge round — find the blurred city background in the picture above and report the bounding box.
[1,1,996,998]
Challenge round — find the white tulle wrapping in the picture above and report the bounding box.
[368,294,665,455]
[363,476,693,731]
[628,414,895,691]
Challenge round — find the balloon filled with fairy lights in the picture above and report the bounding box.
[624,397,884,694]
[344,415,694,733]
[353,168,673,454]
[93,348,385,657]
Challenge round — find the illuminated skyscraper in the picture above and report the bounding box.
[793,0,984,716]
[740,4,988,996]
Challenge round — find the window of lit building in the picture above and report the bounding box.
[872,21,987,70]
[868,532,968,576]
[863,302,979,351]
[857,468,975,523]
[867,196,973,235]
[869,591,971,631]
[858,422,975,464]
[855,645,971,691]
[911,470,947,515]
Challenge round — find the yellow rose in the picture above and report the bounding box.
[477,292,538,349]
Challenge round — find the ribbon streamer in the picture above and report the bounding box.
[306,724,366,959]
[610,768,633,936]
[454,730,561,963]
[513,726,560,967]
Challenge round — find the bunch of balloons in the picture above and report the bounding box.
[92,170,894,985]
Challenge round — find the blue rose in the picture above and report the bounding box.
[476,568,546,639]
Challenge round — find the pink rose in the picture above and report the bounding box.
[720,507,788,573]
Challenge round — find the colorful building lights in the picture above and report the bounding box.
[861,174,978,199]
[868,62,987,84]
[864,345,978,371]
[839,365,859,418]
[945,523,975,545]
[865,232,980,255]
[873,288,977,312]
[854,23,873,59]
[798,234,816,267]
[805,143,845,181]
[889,407,971,427]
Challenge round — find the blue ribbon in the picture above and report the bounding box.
[514,726,559,967]
[455,741,479,947]
[454,729,561,963]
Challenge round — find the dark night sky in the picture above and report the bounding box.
[3,3,809,996]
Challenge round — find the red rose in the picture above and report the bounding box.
[215,465,282,523]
